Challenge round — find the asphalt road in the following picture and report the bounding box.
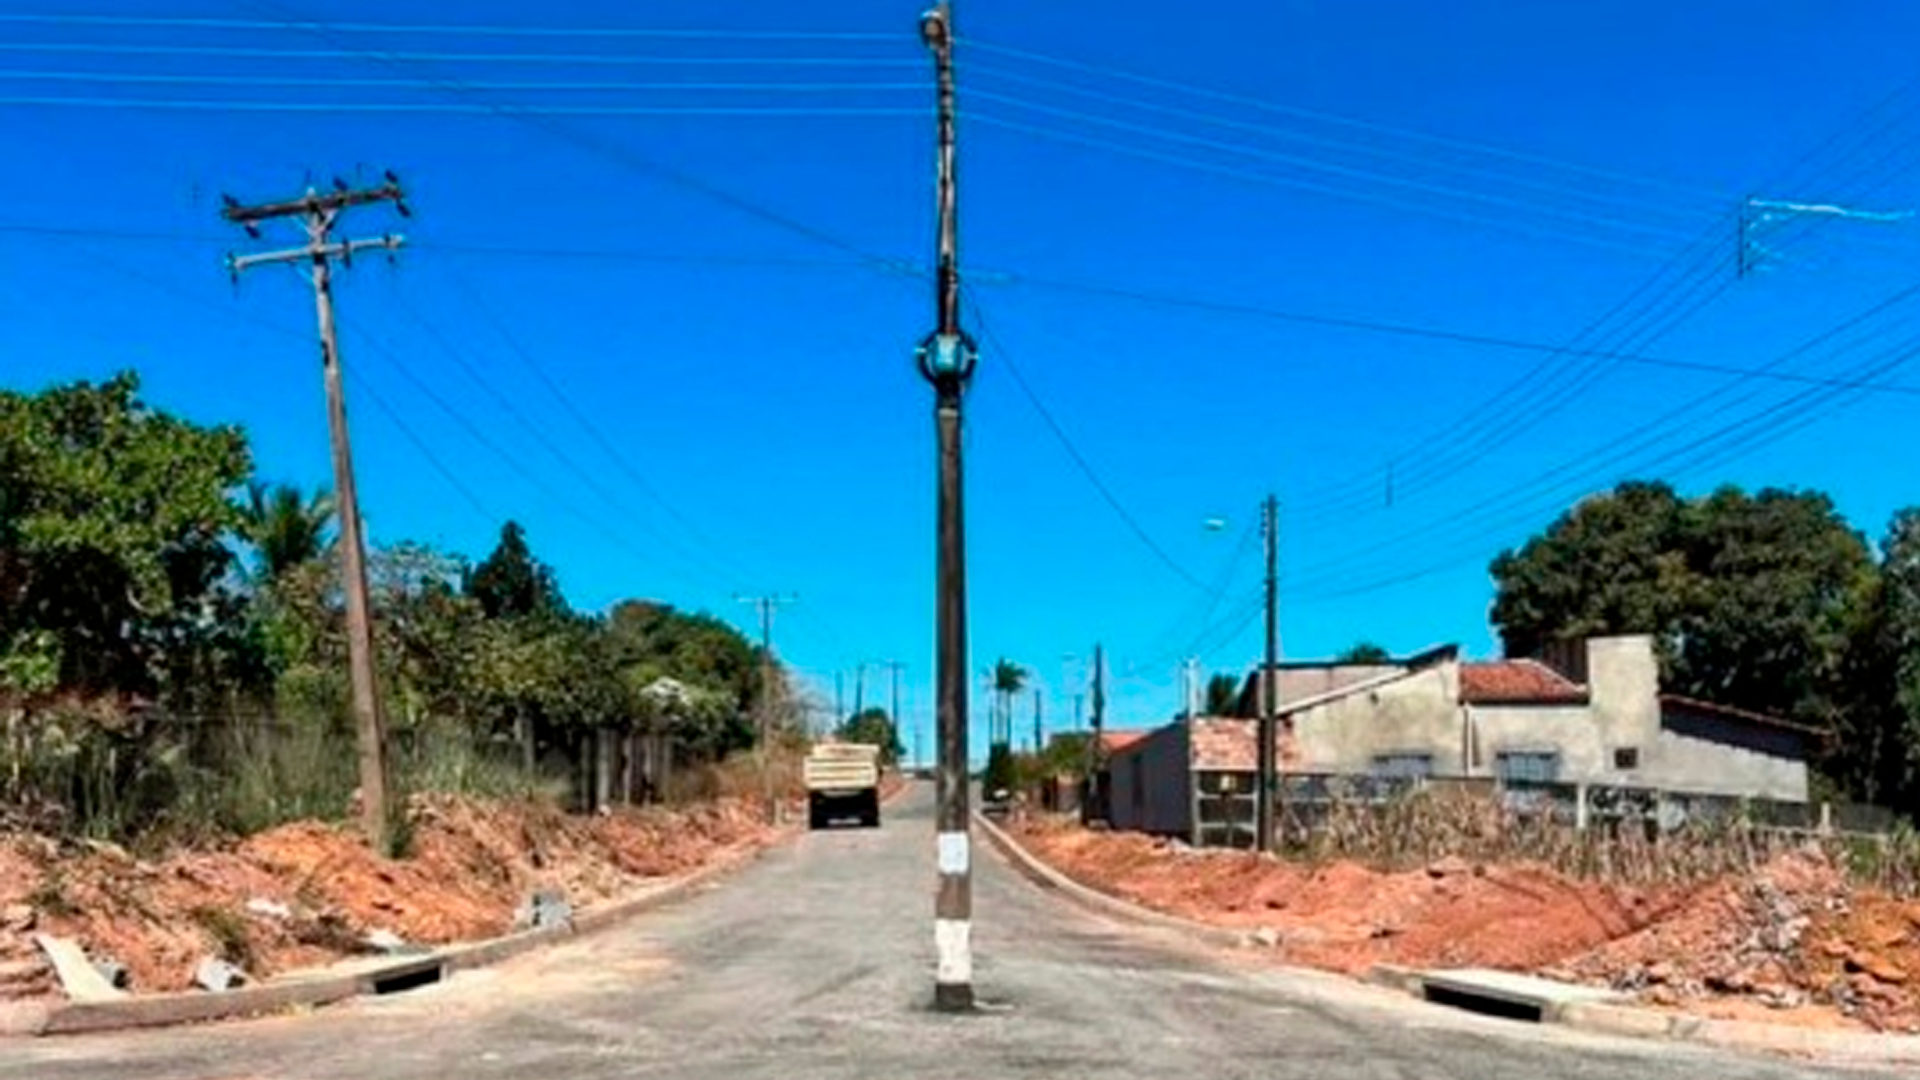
[2,783,1900,1080]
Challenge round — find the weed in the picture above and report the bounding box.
[26,872,77,918]
[189,905,254,968]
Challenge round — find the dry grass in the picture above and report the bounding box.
[1293,789,1920,897]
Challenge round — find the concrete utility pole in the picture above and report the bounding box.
[222,176,407,853]
[916,0,977,1014]
[1258,495,1280,853]
[1032,688,1043,752]
[737,593,798,823]
[1082,643,1104,825]
[881,660,907,762]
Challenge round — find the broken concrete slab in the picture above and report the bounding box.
[244,897,292,921]
[512,889,573,931]
[363,928,407,954]
[32,935,126,1002]
[192,957,247,993]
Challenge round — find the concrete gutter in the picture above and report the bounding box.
[1,840,772,1039]
[982,818,1920,1067]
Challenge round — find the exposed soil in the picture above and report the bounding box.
[0,793,776,1000]
[1012,817,1920,1034]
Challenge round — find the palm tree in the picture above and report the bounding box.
[241,481,335,583]
[991,658,1026,747]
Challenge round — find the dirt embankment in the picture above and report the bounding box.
[0,794,774,1001]
[1012,817,1920,1033]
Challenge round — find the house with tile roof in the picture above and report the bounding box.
[1104,634,1816,843]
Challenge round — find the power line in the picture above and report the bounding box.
[966,294,1211,594]
[964,36,1726,200]
[1286,285,1920,592]
[0,41,919,66]
[0,12,901,41]
[346,371,495,524]
[970,113,1690,262]
[429,263,768,584]
[969,62,1717,221]
[381,277,749,587]
[990,271,1920,398]
[0,95,919,116]
[973,89,1699,243]
[0,69,922,92]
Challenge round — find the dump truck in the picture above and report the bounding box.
[803,741,882,829]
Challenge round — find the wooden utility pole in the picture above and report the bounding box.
[1032,688,1043,752]
[1258,494,1280,853]
[737,593,798,823]
[917,0,977,1014]
[222,176,407,853]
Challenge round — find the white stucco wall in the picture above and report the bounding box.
[1289,665,1461,774]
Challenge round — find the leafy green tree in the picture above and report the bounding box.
[837,707,903,763]
[1490,482,1870,726]
[1335,642,1392,664]
[465,521,563,622]
[240,481,332,583]
[1830,510,1920,809]
[0,372,252,699]
[1203,672,1240,716]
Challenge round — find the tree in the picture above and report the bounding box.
[1203,672,1240,716]
[0,372,252,700]
[838,707,903,764]
[1335,642,1392,664]
[465,521,563,622]
[990,658,1026,746]
[240,481,333,583]
[1829,510,1920,809]
[1490,483,1870,727]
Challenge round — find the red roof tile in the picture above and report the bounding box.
[1098,730,1149,753]
[1459,660,1587,705]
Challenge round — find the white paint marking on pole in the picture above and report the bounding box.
[934,917,972,984]
[936,830,969,875]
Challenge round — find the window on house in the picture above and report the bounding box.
[1371,753,1434,779]
[1613,747,1640,770]
[1495,750,1561,784]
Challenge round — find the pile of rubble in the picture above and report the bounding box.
[1016,818,1920,1032]
[1565,852,1919,1031]
[0,793,775,1000]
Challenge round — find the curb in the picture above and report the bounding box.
[7,840,772,1038]
[980,818,1920,1066]
[971,812,1249,950]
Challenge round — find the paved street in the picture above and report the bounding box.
[1,783,1898,1080]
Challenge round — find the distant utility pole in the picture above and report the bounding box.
[917,0,977,1014]
[1032,688,1043,752]
[853,662,868,721]
[737,593,798,823]
[1258,494,1280,853]
[835,672,845,726]
[881,660,907,762]
[222,175,407,853]
[1082,643,1105,825]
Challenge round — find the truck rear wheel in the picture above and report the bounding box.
[808,793,828,831]
[861,789,881,828]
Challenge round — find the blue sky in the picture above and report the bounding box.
[2,1,1918,762]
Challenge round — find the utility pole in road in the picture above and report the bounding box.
[222,176,407,854]
[737,593,798,823]
[1258,494,1280,853]
[917,0,977,1015]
